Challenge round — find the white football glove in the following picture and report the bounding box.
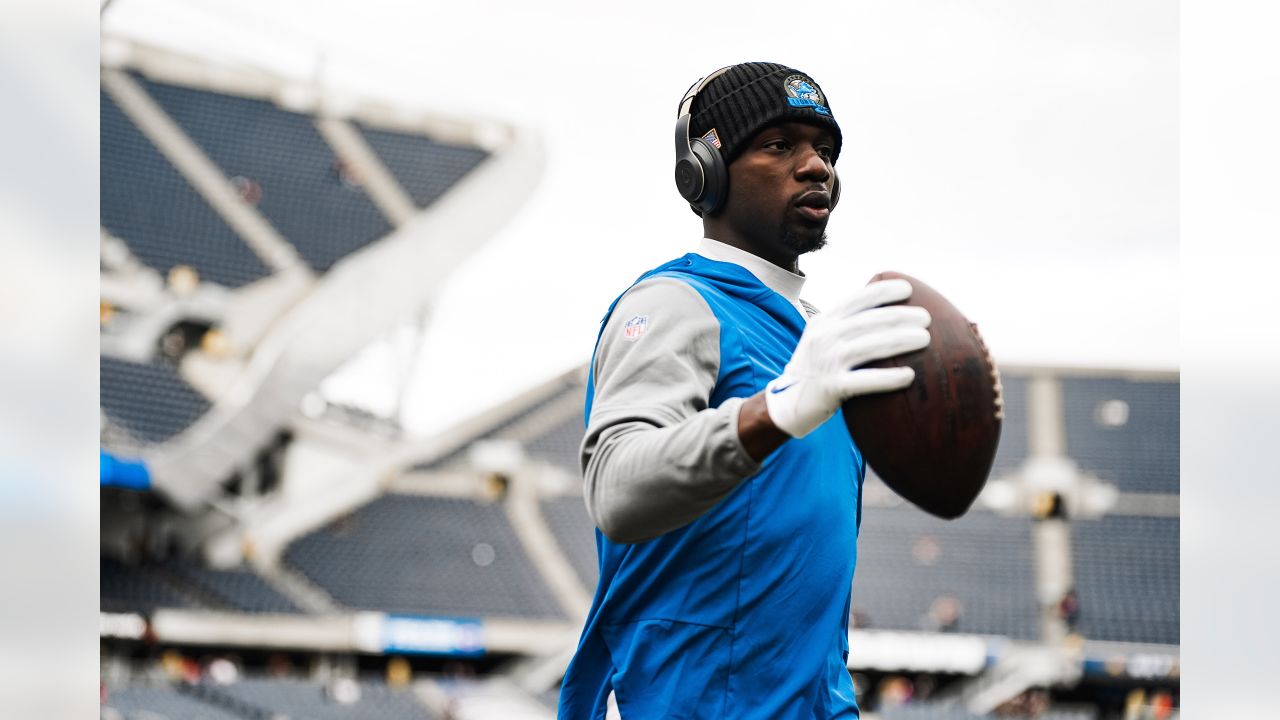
[764,279,931,438]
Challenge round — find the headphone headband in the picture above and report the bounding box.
[677,65,734,119]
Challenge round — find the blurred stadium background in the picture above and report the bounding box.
[97,6,1179,720]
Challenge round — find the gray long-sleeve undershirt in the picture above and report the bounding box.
[581,277,764,544]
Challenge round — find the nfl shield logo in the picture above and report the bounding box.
[623,315,649,341]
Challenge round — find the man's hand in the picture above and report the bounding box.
[764,279,931,438]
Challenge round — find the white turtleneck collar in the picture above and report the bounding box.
[694,237,809,320]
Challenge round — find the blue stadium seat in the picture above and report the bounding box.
[539,496,598,589]
[100,356,211,446]
[853,507,1039,639]
[284,494,565,619]
[356,122,489,208]
[1071,515,1178,645]
[101,90,271,288]
[524,404,588,474]
[877,703,979,720]
[878,702,1096,720]
[135,73,392,273]
[103,683,245,720]
[1061,377,1178,494]
[216,677,437,719]
[160,559,303,615]
[415,379,583,472]
[100,556,199,614]
[991,373,1028,478]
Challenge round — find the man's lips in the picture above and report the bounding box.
[793,190,832,221]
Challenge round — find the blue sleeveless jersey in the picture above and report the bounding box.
[558,255,864,719]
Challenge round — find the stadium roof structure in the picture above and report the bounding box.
[98,37,543,511]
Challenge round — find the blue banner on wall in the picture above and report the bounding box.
[100,450,151,490]
[379,615,485,657]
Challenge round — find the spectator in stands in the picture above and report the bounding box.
[920,594,964,633]
[994,688,1049,717]
[911,673,937,702]
[558,62,933,719]
[912,533,942,566]
[1150,689,1174,719]
[266,652,293,678]
[205,656,239,685]
[333,158,365,189]
[850,607,873,629]
[161,650,201,683]
[876,676,914,707]
[1058,587,1080,630]
[231,175,262,205]
[324,677,361,705]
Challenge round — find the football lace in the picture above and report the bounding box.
[970,322,1004,421]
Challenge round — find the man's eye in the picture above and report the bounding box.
[764,139,788,151]
[817,146,834,160]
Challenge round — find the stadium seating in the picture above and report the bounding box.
[214,677,438,719]
[415,377,583,473]
[877,701,1096,720]
[990,373,1028,478]
[524,404,588,475]
[284,494,566,619]
[101,556,199,614]
[853,505,1039,639]
[135,72,393,273]
[158,558,302,615]
[356,122,490,209]
[101,555,302,615]
[398,366,1049,641]
[1061,376,1179,495]
[101,90,271,289]
[539,495,599,590]
[103,683,245,720]
[103,678,438,720]
[1070,514,1179,645]
[100,356,211,446]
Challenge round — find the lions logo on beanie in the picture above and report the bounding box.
[688,61,842,167]
[783,75,830,115]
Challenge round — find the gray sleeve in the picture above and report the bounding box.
[582,277,762,544]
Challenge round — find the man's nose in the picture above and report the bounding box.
[796,147,832,183]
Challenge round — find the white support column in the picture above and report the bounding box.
[313,117,418,226]
[1033,519,1073,642]
[504,468,593,621]
[1025,372,1075,643]
[1027,373,1067,458]
[392,306,432,431]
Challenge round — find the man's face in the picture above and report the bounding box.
[720,121,837,260]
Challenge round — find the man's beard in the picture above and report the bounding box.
[782,227,828,255]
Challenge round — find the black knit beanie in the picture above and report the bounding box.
[687,62,842,166]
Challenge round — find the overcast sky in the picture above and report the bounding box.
[103,0,1178,437]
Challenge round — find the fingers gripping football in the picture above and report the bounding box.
[827,277,914,317]
[765,280,932,439]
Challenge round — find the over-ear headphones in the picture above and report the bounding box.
[674,67,732,216]
[673,66,840,217]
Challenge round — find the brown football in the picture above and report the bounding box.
[841,271,1003,519]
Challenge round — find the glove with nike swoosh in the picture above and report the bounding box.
[764,278,932,438]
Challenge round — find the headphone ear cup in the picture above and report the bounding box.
[675,156,704,205]
[830,171,841,211]
[689,138,728,215]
